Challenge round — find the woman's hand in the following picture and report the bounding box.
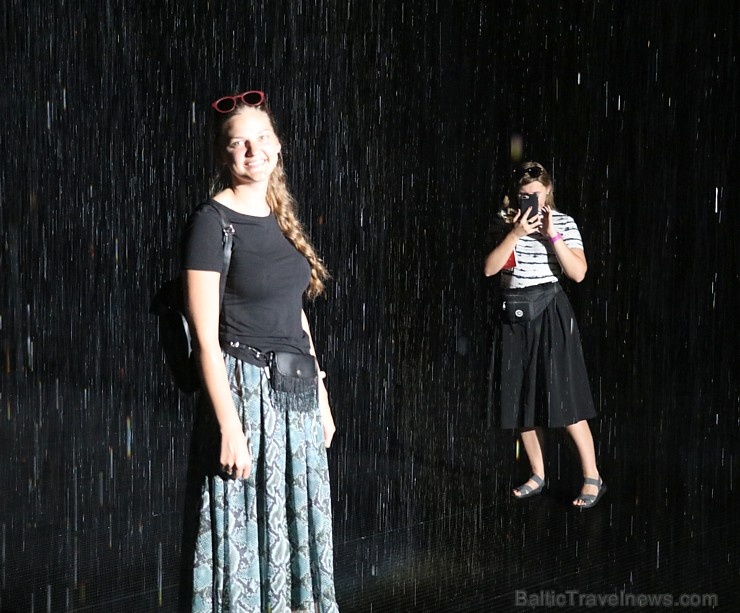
[512,208,543,238]
[186,269,253,478]
[220,424,252,479]
[484,209,543,277]
[319,375,336,448]
[540,204,556,238]
[539,204,589,282]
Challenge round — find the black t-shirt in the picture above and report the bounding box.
[181,199,311,362]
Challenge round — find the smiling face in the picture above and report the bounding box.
[219,106,281,187]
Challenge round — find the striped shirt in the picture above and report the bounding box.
[500,211,584,289]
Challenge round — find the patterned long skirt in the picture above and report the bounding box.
[179,355,338,612]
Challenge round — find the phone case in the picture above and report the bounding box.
[519,194,538,220]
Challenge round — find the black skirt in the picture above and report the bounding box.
[490,284,596,429]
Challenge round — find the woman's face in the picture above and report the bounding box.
[518,180,550,208]
[220,107,281,187]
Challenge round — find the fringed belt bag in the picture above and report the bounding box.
[224,341,317,394]
[500,283,561,323]
[266,351,318,394]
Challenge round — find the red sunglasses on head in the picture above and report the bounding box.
[211,90,266,113]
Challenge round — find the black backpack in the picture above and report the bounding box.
[150,203,234,393]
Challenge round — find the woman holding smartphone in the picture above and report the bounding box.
[484,161,605,509]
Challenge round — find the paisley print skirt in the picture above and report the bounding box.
[180,355,338,612]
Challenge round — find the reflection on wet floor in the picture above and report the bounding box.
[2,387,738,611]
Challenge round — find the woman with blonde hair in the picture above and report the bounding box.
[179,90,338,611]
[484,161,605,509]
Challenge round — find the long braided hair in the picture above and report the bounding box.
[209,101,329,299]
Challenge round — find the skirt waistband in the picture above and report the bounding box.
[501,282,561,297]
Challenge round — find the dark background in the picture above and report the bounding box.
[1,1,738,611]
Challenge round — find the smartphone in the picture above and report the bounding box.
[519,193,539,220]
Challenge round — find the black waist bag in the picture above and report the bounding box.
[267,351,318,394]
[224,341,317,394]
[501,283,561,323]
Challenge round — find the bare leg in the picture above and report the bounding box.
[565,419,601,506]
[513,428,545,496]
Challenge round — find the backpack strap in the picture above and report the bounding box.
[204,201,235,310]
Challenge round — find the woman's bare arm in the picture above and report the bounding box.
[301,310,336,448]
[185,269,252,478]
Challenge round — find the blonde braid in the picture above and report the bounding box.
[209,103,329,299]
[267,160,329,299]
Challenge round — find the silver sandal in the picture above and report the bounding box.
[513,474,545,499]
